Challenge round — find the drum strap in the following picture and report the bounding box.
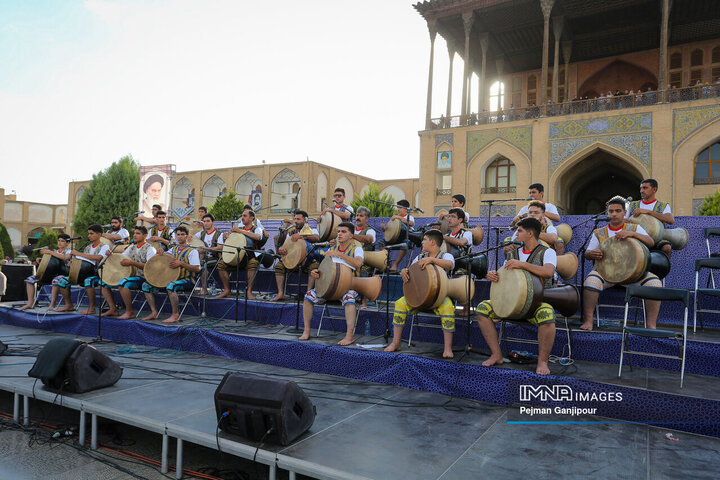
[171,246,198,283]
[329,240,362,277]
[628,200,668,215]
[594,224,638,244]
[508,244,552,289]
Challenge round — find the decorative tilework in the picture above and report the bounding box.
[673,105,720,150]
[549,113,652,139]
[478,205,516,217]
[466,126,532,164]
[435,133,454,149]
[550,133,652,172]
[549,113,653,173]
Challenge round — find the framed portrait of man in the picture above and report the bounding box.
[437,151,452,170]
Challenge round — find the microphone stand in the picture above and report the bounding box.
[287,243,319,334]
[383,243,412,342]
[575,216,607,321]
[95,242,123,342]
[481,197,528,271]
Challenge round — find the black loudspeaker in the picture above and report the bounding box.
[1,264,35,302]
[0,340,7,355]
[214,372,316,446]
[28,337,123,393]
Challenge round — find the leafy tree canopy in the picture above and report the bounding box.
[209,191,245,221]
[350,183,396,218]
[698,190,720,216]
[0,223,13,260]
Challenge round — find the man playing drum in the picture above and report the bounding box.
[243,203,270,247]
[195,213,224,295]
[353,206,378,307]
[508,201,561,254]
[477,217,557,375]
[443,208,473,258]
[134,203,161,227]
[384,229,456,358]
[438,194,470,227]
[216,209,262,300]
[301,222,364,345]
[17,234,72,312]
[511,183,560,226]
[103,216,130,244]
[100,226,157,319]
[147,210,173,252]
[382,199,415,272]
[581,196,662,331]
[626,178,674,258]
[271,210,320,302]
[141,226,201,323]
[318,188,354,222]
[66,224,111,315]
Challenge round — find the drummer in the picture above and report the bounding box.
[65,224,112,315]
[382,199,415,272]
[99,226,157,319]
[301,222,364,345]
[511,183,560,226]
[103,216,130,244]
[215,209,262,300]
[581,196,661,330]
[147,210,173,251]
[243,203,270,247]
[353,206,378,307]
[507,201,561,254]
[318,188,354,222]
[626,178,674,257]
[141,225,201,323]
[195,213,224,295]
[17,234,72,312]
[443,208,473,258]
[134,204,161,227]
[270,210,320,302]
[438,194,470,227]
[476,217,557,375]
[384,229,456,358]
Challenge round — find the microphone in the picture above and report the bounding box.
[133,210,145,215]
[310,241,331,247]
[501,240,524,247]
[67,236,82,241]
[415,207,425,214]
[594,216,610,222]
[625,196,633,203]
[385,243,407,250]
[102,224,112,228]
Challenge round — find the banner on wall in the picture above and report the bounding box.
[138,165,174,219]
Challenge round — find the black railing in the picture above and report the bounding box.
[694,177,720,185]
[430,83,720,129]
[481,186,516,194]
[436,188,452,196]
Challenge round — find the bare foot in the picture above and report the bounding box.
[16,304,33,311]
[162,314,179,324]
[384,342,401,353]
[482,353,504,367]
[536,361,551,375]
[117,312,135,319]
[101,309,120,317]
[77,308,95,315]
[54,305,73,312]
[298,332,311,341]
[247,293,256,301]
[443,350,454,359]
[142,312,158,321]
[337,336,355,346]
[269,295,284,302]
[48,304,56,310]
[579,320,594,331]
[213,290,230,299]
[201,290,208,296]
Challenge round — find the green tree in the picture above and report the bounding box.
[0,223,13,260]
[351,183,396,217]
[209,190,245,221]
[73,155,141,236]
[698,190,720,216]
[31,229,59,261]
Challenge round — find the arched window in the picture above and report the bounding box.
[271,168,301,211]
[202,176,226,205]
[489,81,505,111]
[695,141,720,185]
[483,157,516,193]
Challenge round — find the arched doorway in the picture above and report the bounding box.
[559,150,643,214]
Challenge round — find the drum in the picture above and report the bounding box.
[596,237,650,285]
[281,236,308,270]
[189,221,204,236]
[627,215,664,245]
[556,252,579,280]
[664,227,689,250]
[384,219,408,244]
[403,262,448,310]
[99,252,137,287]
[144,254,180,288]
[454,254,488,279]
[99,237,113,247]
[318,211,339,242]
[363,250,388,271]
[275,225,292,249]
[35,254,66,284]
[470,225,485,246]
[222,233,248,267]
[446,275,475,305]
[438,217,450,234]
[68,259,96,285]
[314,257,382,301]
[555,223,573,245]
[648,250,671,279]
[489,268,579,319]
[407,230,424,248]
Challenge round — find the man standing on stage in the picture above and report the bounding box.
[511,183,560,225]
[626,178,674,258]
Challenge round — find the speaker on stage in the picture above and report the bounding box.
[214,372,316,446]
[28,337,123,393]
[1,264,34,302]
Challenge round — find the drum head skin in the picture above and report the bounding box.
[490,268,542,320]
[222,233,247,266]
[403,262,447,310]
[144,255,180,288]
[99,254,135,287]
[282,236,307,270]
[596,237,649,284]
[315,257,351,300]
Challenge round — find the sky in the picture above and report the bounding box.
[0,0,471,205]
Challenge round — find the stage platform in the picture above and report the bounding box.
[1,322,720,480]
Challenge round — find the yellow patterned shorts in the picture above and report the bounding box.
[476,300,555,326]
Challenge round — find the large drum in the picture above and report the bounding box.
[363,250,388,271]
[144,254,180,288]
[318,211,339,242]
[489,268,579,319]
[596,237,650,285]
[627,215,689,250]
[281,236,308,270]
[222,233,248,267]
[68,259,96,285]
[99,237,113,247]
[314,257,382,301]
[470,225,485,246]
[648,250,671,279]
[99,250,136,287]
[36,254,67,284]
[384,218,408,244]
[555,223,573,245]
[403,262,448,310]
[447,275,475,305]
[556,252,579,280]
